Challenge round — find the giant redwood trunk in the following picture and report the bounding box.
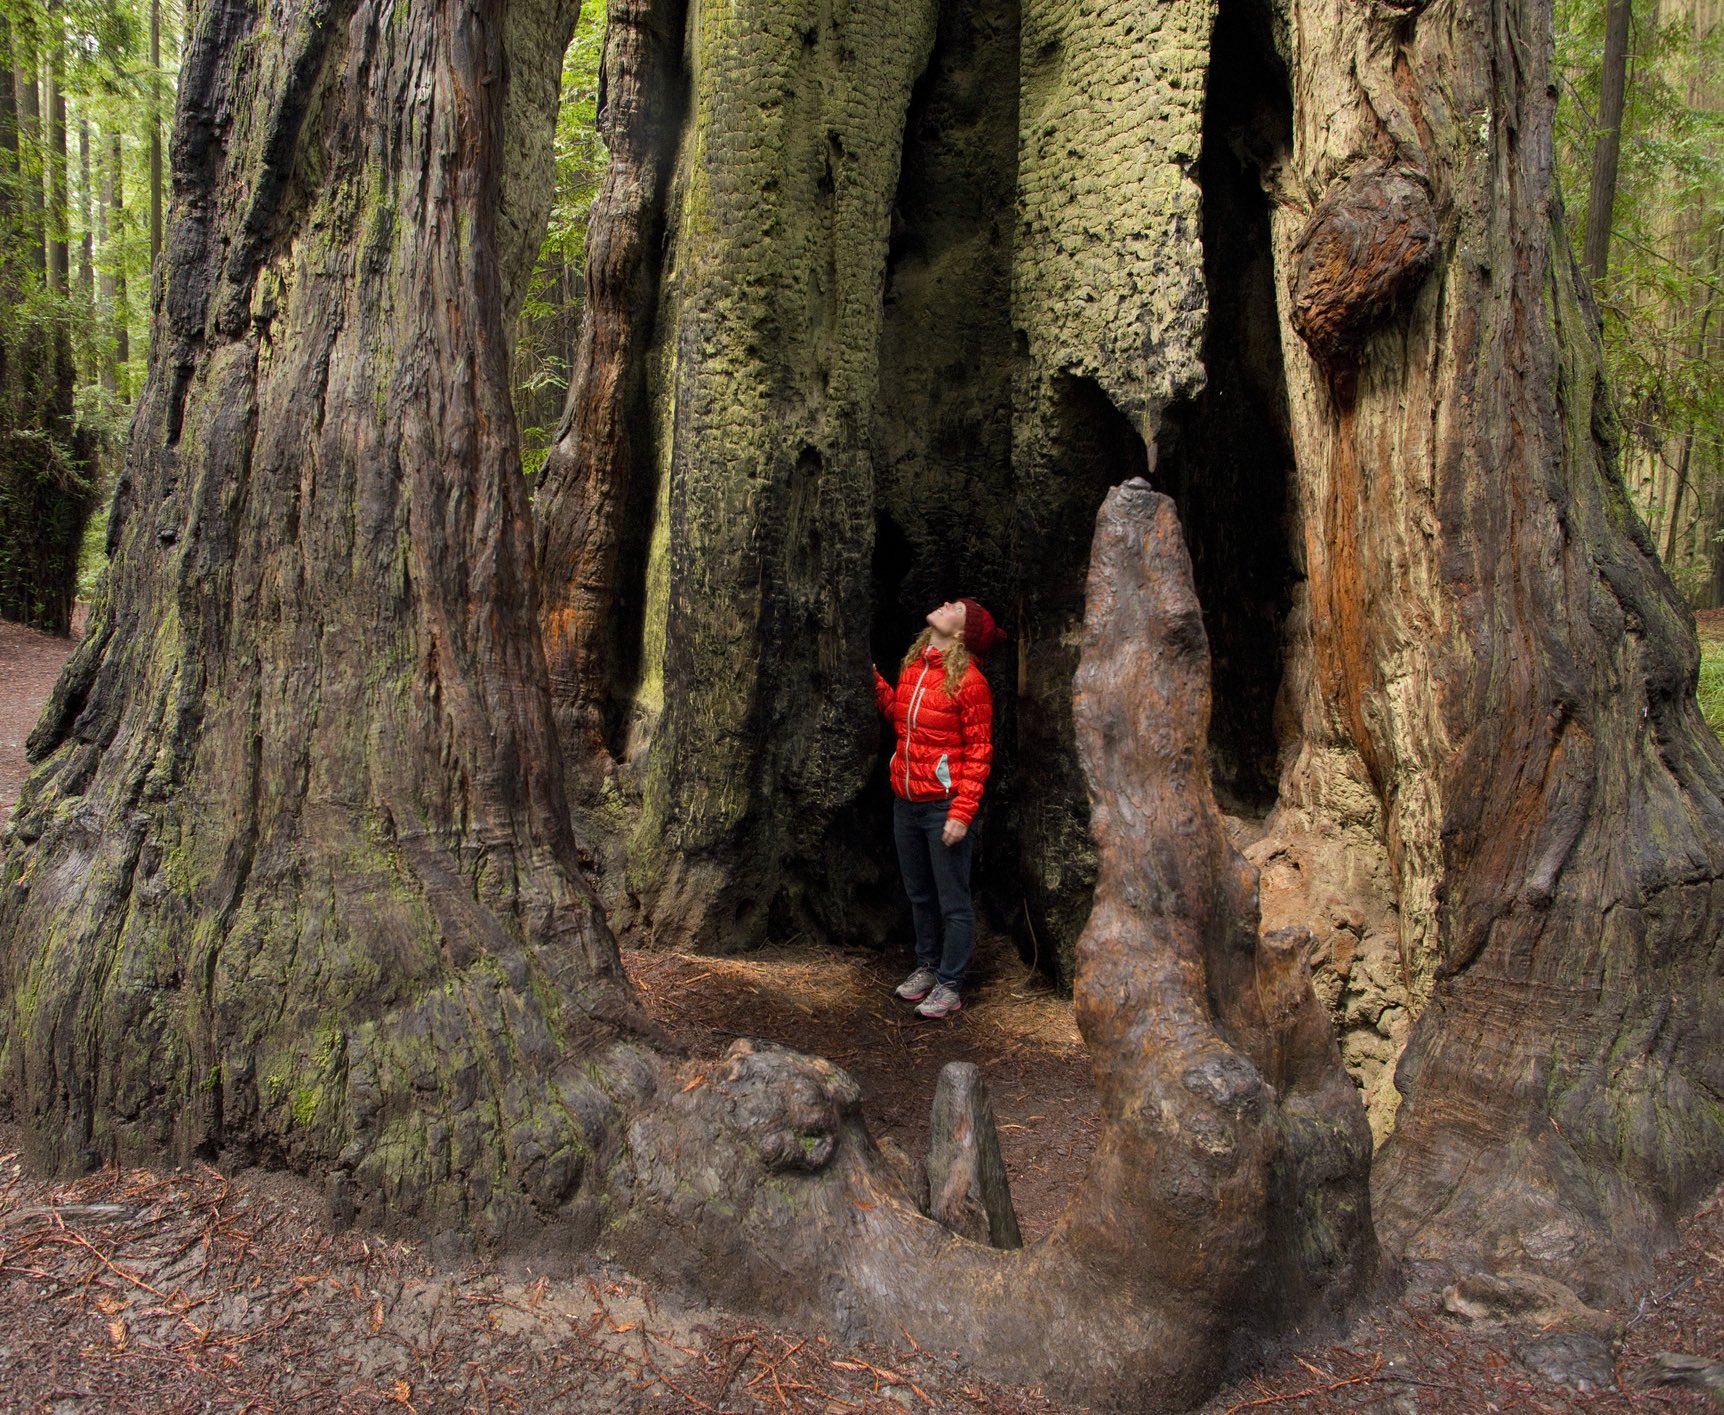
[1261,0,1724,1302]
[2,0,1721,1407]
[1,0,652,1245]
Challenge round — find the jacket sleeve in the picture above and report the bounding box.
[874,666,895,718]
[948,668,994,827]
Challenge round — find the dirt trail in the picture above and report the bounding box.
[0,610,81,817]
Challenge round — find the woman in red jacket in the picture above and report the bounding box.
[872,597,1006,1019]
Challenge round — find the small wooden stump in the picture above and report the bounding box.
[926,1062,1023,1250]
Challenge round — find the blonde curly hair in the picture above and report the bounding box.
[900,628,972,697]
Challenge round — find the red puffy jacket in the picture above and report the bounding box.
[874,646,994,827]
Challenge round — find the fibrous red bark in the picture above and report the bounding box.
[2,0,646,1246]
[0,7,1373,1407]
[6,0,1724,1405]
[533,0,688,782]
[1262,0,1724,1305]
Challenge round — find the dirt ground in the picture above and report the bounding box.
[0,609,82,817]
[3,614,1722,1413]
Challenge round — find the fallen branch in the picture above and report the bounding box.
[1219,1354,1383,1413]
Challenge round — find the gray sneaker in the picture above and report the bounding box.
[894,967,938,1002]
[914,983,962,1019]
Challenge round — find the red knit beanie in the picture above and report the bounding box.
[959,597,1006,656]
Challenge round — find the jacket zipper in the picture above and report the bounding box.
[904,655,935,796]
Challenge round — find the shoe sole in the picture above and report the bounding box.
[915,1002,962,1019]
[896,988,932,1002]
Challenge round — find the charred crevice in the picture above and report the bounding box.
[597,63,690,764]
[1154,0,1295,818]
[870,0,1019,622]
[1007,373,1147,980]
[867,0,1021,936]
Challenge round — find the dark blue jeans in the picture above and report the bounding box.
[892,796,975,988]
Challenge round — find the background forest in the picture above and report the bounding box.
[0,0,608,628]
[0,0,1717,673]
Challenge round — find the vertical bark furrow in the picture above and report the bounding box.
[534,0,690,783]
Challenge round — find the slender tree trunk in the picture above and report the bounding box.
[1583,0,1634,285]
[77,116,93,307]
[109,131,129,386]
[0,10,93,634]
[1665,432,1698,566]
[148,0,162,271]
[0,19,15,210]
[98,126,115,394]
[45,30,66,297]
[16,28,43,280]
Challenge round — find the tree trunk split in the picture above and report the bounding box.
[601,484,1375,1408]
[1,0,1722,1405]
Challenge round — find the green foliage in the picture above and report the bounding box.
[514,0,608,481]
[1699,633,1724,741]
[0,0,181,620]
[1556,0,1724,601]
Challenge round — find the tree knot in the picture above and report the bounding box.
[1289,163,1438,370]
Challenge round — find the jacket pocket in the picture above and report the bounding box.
[935,753,951,791]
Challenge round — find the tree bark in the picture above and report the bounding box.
[537,0,1724,1314]
[1,7,1375,1407]
[98,126,115,394]
[148,0,161,271]
[0,12,92,634]
[45,29,66,297]
[602,485,1375,1410]
[533,0,690,789]
[1258,0,1724,1306]
[77,116,92,306]
[2,0,647,1245]
[16,26,43,280]
[1583,0,1634,285]
[109,130,130,383]
[5,0,1724,1401]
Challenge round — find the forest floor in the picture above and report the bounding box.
[2,613,1723,1413]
